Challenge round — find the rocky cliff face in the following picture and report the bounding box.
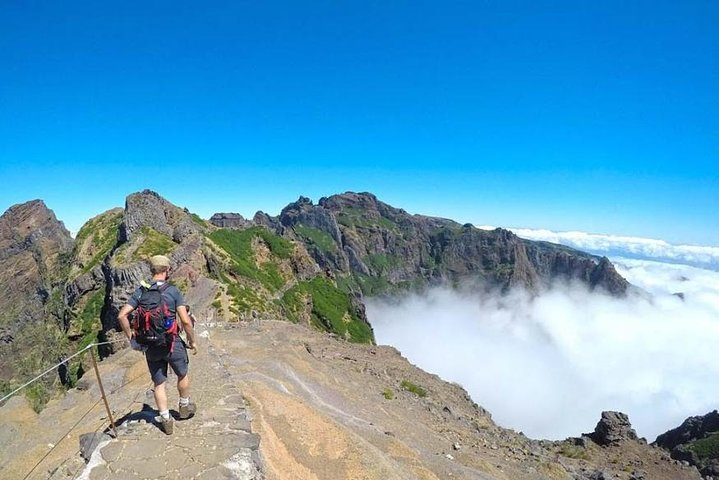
[0,200,73,384]
[253,192,629,296]
[655,410,719,477]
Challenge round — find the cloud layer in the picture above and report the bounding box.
[478,226,719,271]
[367,258,719,441]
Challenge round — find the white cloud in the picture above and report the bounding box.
[477,226,719,271]
[367,259,719,441]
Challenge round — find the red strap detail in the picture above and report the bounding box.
[145,312,150,331]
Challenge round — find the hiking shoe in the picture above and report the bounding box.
[178,402,197,420]
[156,415,174,435]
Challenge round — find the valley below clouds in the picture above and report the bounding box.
[368,235,719,442]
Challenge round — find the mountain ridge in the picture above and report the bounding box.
[0,190,711,479]
[1,189,631,396]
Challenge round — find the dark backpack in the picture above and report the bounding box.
[132,283,179,350]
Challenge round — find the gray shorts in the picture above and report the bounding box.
[145,339,189,385]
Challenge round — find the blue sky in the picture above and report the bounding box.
[1,1,717,244]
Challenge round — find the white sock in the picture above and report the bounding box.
[160,410,170,419]
[179,397,190,406]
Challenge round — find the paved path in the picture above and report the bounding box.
[80,333,263,480]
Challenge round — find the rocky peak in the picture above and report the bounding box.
[0,199,73,253]
[0,199,73,380]
[279,196,343,245]
[587,411,640,446]
[120,189,201,243]
[655,410,719,451]
[209,212,251,229]
[590,257,630,296]
[654,410,719,477]
[319,191,378,210]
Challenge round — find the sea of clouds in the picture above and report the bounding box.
[484,226,719,271]
[367,236,719,442]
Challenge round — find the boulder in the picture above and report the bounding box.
[588,411,639,446]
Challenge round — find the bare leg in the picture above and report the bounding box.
[153,381,168,413]
[178,374,190,398]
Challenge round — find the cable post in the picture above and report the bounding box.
[90,349,118,438]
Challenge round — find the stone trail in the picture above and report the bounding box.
[77,331,263,480]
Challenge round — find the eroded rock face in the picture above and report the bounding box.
[655,410,719,477]
[0,200,73,378]
[588,411,639,446]
[121,189,201,243]
[209,212,251,229]
[245,192,630,296]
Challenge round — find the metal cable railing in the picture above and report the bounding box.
[0,339,126,405]
[1,338,128,480]
[3,321,214,479]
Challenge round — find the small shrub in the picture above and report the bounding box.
[557,444,590,460]
[400,380,427,398]
[382,388,394,400]
[25,382,51,413]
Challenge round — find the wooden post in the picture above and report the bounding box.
[90,349,118,438]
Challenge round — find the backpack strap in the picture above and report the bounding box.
[157,282,177,353]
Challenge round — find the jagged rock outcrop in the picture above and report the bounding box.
[278,196,350,273]
[209,212,252,229]
[0,200,73,380]
[655,410,719,476]
[121,189,201,243]
[587,411,640,446]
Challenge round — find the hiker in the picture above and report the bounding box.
[117,254,198,435]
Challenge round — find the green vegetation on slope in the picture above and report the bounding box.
[208,227,293,292]
[134,227,176,259]
[363,253,401,274]
[336,206,397,230]
[293,224,337,253]
[400,379,427,398]
[279,276,373,343]
[337,273,425,298]
[190,212,208,228]
[73,210,123,275]
[5,321,68,412]
[685,432,719,461]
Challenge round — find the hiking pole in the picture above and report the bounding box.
[90,349,118,438]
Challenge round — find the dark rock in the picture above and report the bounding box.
[587,411,639,446]
[252,211,282,233]
[79,431,112,461]
[655,410,719,477]
[656,410,719,451]
[209,213,251,229]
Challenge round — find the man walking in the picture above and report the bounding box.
[117,255,198,435]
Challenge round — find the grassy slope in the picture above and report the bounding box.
[209,227,373,343]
